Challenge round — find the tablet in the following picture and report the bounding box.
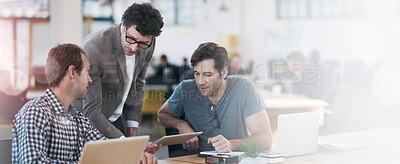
[153,131,203,146]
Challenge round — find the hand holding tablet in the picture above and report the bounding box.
[153,132,203,146]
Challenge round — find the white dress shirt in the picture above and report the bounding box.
[108,54,139,128]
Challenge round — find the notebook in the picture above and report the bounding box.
[79,135,149,164]
[274,112,319,157]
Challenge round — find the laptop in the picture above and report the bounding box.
[79,135,149,164]
[274,112,319,157]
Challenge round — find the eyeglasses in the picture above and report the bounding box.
[208,104,220,129]
[123,26,152,49]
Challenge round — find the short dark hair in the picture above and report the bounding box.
[122,2,164,36]
[161,54,167,60]
[45,43,86,88]
[190,42,228,73]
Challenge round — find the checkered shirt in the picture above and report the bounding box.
[12,89,107,163]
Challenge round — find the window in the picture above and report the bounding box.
[152,0,196,26]
[277,0,365,19]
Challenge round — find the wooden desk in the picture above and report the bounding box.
[160,127,400,163]
[159,154,203,164]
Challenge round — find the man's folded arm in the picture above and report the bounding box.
[157,101,193,132]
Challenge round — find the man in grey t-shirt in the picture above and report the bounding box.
[158,42,273,153]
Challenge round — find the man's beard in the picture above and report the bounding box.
[206,79,223,97]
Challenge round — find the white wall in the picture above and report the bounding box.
[240,0,400,65]
[50,0,83,45]
[154,0,242,64]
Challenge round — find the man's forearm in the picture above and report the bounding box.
[158,112,190,131]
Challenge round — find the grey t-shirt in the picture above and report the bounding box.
[168,76,266,151]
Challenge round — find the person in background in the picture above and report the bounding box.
[308,49,321,67]
[299,49,322,98]
[157,42,273,153]
[179,57,194,82]
[12,44,157,163]
[283,51,306,84]
[146,54,180,84]
[180,57,191,72]
[280,51,307,94]
[228,54,246,75]
[74,2,163,145]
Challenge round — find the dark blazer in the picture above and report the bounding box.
[74,24,155,138]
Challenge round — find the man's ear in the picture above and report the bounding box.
[222,66,228,79]
[121,20,125,30]
[67,65,76,78]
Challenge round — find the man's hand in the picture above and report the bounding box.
[178,123,199,152]
[207,135,231,153]
[140,152,158,164]
[182,136,199,152]
[145,142,161,154]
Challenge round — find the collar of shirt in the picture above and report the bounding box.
[44,88,76,116]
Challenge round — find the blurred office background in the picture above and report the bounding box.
[1,0,400,160]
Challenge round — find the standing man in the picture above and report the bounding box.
[158,42,273,153]
[12,44,157,163]
[74,2,164,139]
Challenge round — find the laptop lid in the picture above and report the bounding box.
[275,112,319,157]
[79,135,149,164]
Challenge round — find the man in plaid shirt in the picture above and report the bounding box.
[12,44,157,163]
